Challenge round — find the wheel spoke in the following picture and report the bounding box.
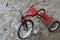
[50,23,58,30]
[18,20,33,39]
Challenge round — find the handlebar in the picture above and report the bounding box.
[6,2,40,15]
[7,9,21,12]
[6,9,23,16]
[26,2,40,12]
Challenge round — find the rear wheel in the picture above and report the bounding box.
[48,20,60,32]
[18,19,34,39]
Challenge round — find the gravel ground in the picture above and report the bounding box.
[0,0,60,40]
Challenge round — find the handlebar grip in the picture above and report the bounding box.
[29,2,40,9]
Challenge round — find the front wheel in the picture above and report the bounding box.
[18,19,34,39]
[48,20,60,32]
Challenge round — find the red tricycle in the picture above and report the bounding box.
[16,4,60,39]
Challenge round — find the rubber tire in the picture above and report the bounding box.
[48,20,60,32]
[38,9,46,13]
[18,19,34,39]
